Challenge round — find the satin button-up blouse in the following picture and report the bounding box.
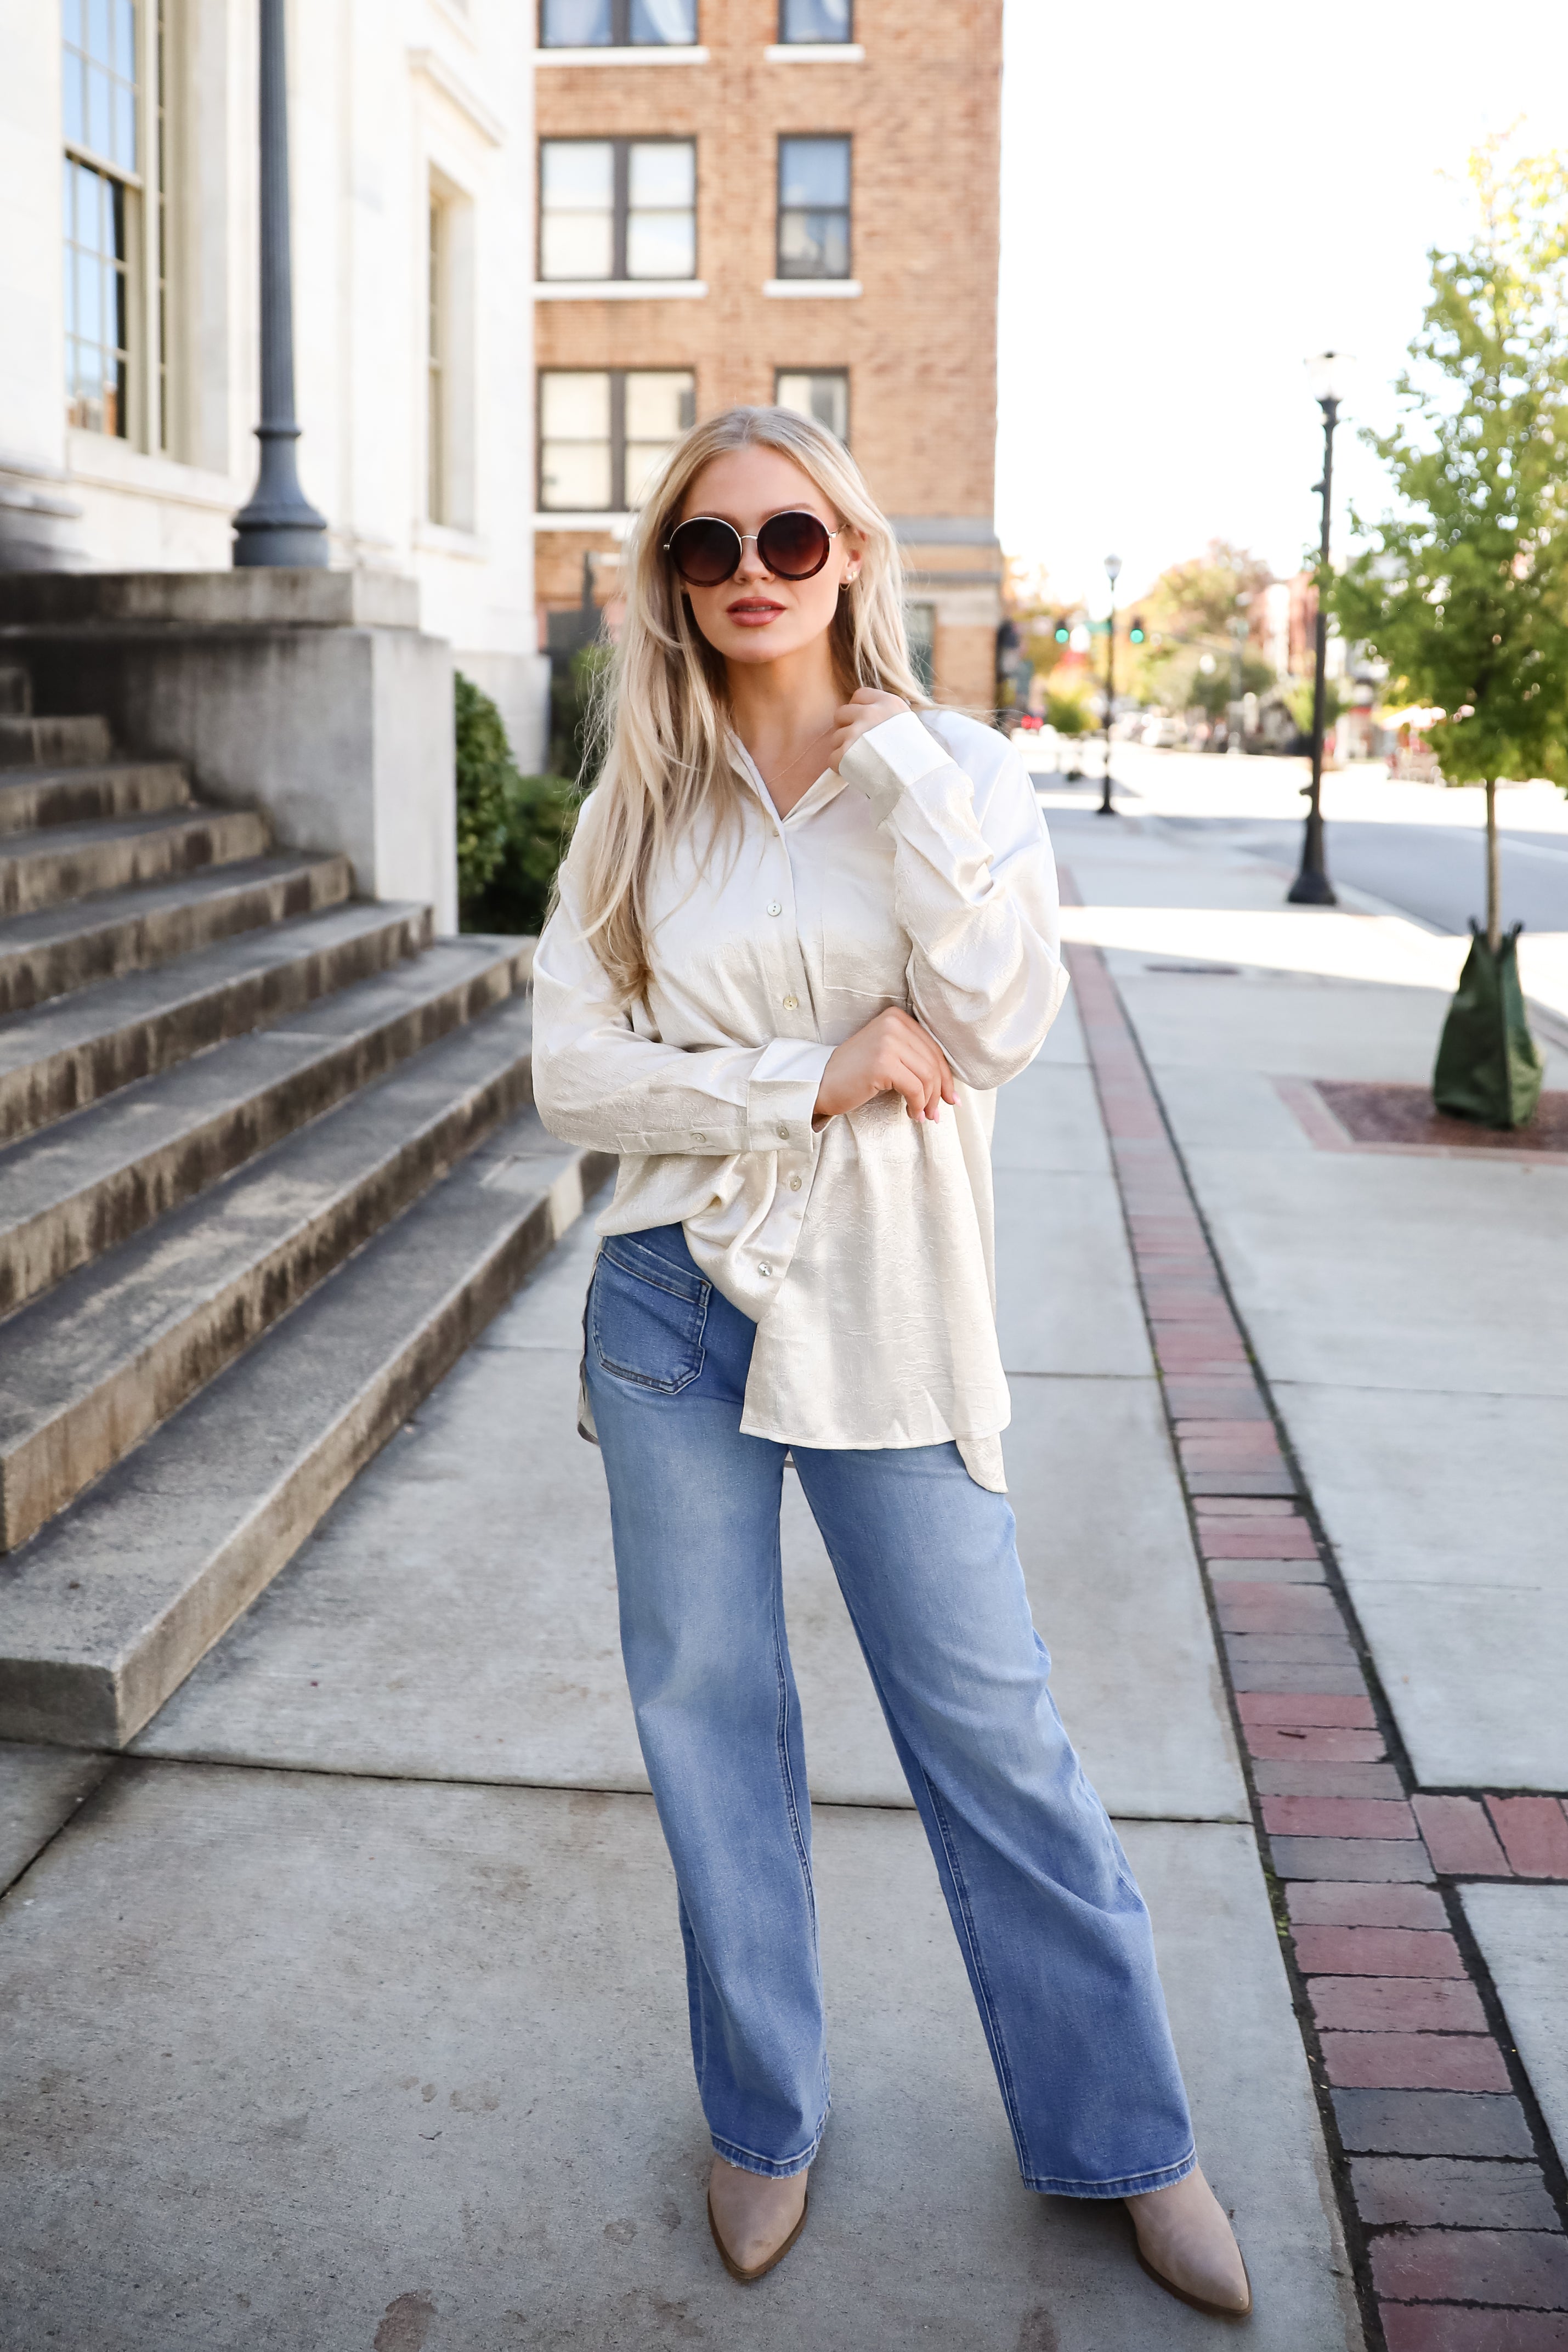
[530,707,1069,1490]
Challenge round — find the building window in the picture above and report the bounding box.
[779,0,853,38]
[775,370,848,443]
[905,603,936,694]
[540,0,697,45]
[427,201,446,523]
[63,0,141,438]
[540,139,696,281]
[539,369,695,512]
[777,136,850,279]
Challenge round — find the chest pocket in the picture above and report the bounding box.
[819,828,910,1007]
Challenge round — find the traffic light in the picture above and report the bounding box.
[1053,615,1072,643]
[1129,616,1146,644]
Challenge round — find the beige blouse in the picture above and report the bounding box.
[530,708,1069,1490]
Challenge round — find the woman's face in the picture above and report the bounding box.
[672,445,863,670]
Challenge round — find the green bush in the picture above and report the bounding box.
[461,771,581,937]
[454,672,517,904]
[1045,689,1089,736]
[455,671,580,936]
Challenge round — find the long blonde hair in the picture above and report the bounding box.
[569,404,932,1005]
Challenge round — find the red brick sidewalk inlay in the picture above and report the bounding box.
[1062,925,1568,2352]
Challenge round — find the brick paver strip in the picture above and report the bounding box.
[1321,2032,1514,2091]
[1413,1796,1516,1877]
[1333,2090,1536,2159]
[1062,926,1568,2349]
[1294,1927,1469,1978]
[1352,2157,1558,2231]
[1382,2306,1568,2350]
[1289,1884,1448,1930]
[1487,1797,1568,1879]
[1371,2230,1568,2308]
[1310,1976,1488,2034]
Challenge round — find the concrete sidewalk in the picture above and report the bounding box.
[0,947,1357,2343]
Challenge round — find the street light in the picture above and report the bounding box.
[233,0,329,565]
[1288,352,1350,903]
[1099,552,1122,816]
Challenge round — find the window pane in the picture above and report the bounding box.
[779,137,849,207]
[775,371,848,442]
[87,63,112,156]
[541,140,613,205]
[625,371,694,440]
[782,0,852,35]
[112,76,135,169]
[63,51,85,143]
[628,142,693,206]
[778,208,849,278]
[64,0,84,44]
[87,0,111,62]
[541,0,612,43]
[541,214,614,278]
[540,371,612,439]
[626,210,694,279]
[630,0,696,38]
[540,441,613,510]
[905,602,936,693]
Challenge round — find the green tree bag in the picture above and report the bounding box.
[1433,924,1544,1130]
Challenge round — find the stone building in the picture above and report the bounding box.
[533,0,1005,708]
[0,0,547,765]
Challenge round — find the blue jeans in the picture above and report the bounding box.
[584,1223,1196,2196]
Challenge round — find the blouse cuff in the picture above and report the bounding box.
[745,1036,834,1152]
[839,710,953,822]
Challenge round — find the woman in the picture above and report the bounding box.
[531,406,1250,2318]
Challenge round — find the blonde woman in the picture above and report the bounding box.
[531,407,1250,2317]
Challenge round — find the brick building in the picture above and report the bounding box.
[533,0,1004,708]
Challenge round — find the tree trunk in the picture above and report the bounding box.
[1485,778,1501,954]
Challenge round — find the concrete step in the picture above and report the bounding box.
[0,936,524,1320]
[0,896,433,1146]
[0,714,112,770]
[0,807,271,919]
[0,987,537,1557]
[0,852,354,1017]
[0,759,192,838]
[0,667,30,717]
[0,1112,611,1748]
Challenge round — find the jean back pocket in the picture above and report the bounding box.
[590,1234,710,1394]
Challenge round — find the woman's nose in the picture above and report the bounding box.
[732,535,771,581]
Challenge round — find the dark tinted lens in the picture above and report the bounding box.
[667,517,742,585]
[757,510,831,579]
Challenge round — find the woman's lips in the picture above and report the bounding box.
[726,600,784,626]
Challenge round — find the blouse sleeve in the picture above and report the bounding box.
[530,803,831,1159]
[837,711,1069,1090]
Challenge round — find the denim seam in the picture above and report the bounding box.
[598,1239,709,1307]
[710,2114,827,2179]
[769,1542,817,1935]
[828,1579,1036,2184]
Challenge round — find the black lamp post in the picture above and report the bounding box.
[233,0,328,567]
[1099,552,1122,816]
[1288,352,1348,904]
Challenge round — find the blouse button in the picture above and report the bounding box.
[758,1262,773,1277]
[776,1122,789,1139]
[693,1130,706,1144]
[789,1174,802,1191]
[782,993,798,1011]
[767,901,783,917]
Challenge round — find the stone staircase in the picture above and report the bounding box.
[0,666,606,1750]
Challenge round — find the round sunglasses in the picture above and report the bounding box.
[664,510,840,587]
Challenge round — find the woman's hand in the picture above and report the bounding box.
[814,1007,957,1126]
[826,686,910,774]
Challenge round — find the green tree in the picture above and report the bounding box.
[1336,135,1568,948]
[1133,541,1275,706]
[1334,134,1568,1124]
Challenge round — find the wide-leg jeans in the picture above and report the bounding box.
[584,1222,1196,2196]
